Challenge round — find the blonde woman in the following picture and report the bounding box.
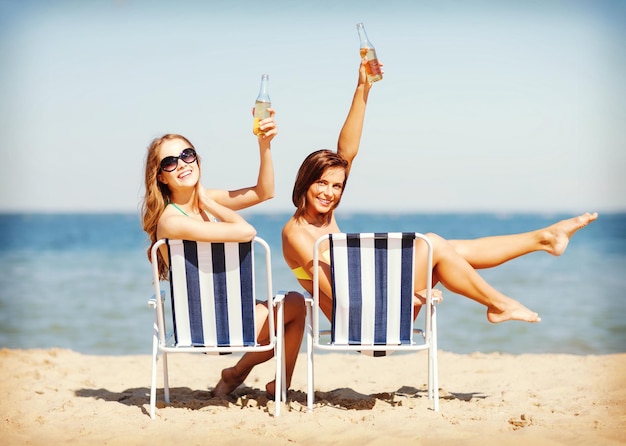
[142,113,305,398]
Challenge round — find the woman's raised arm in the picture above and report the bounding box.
[337,59,377,175]
[209,108,277,211]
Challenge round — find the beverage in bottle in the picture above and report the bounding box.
[356,22,382,83]
[253,74,271,136]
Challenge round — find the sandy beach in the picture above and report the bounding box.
[1,348,624,445]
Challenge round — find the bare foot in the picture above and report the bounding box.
[543,212,598,256]
[265,380,276,398]
[213,367,245,397]
[414,288,443,305]
[487,301,541,324]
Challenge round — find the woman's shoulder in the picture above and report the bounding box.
[281,215,299,238]
[282,216,312,242]
[156,206,188,239]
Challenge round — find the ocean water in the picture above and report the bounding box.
[0,212,624,356]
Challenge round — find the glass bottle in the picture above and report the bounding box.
[252,74,271,136]
[356,22,382,83]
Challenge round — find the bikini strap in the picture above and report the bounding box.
[169,202,189,217]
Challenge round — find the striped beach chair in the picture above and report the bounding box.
[148,237,285,418]
[305,232,440,411]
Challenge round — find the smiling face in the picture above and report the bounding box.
[156,137,200,190]
[305,166,346,216]
[292,150,349,222]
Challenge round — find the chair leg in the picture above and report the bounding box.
[162,352,170,404]
[281,329,287,403]
[305,303,314,412]
[274,300,284,417]
[426,305,434,396]
[431,305,439,412]
[150,323,159,419]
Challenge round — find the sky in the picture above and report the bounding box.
[0,0,624,214]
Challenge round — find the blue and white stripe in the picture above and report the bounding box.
[167,239,256,348]
[329,233,416,351]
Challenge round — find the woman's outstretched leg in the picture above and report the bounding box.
[414,233,541,324]
[214,292,305,397]
[448,212,598,269]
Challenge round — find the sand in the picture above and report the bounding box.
[1,348,624,445]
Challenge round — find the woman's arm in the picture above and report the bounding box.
[157,192,256,243]
[282,227,334,318]
[209,108,277,211]
[337,59,374,175]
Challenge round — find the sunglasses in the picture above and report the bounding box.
[159,148,197,172]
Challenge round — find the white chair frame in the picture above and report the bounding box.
[148,237,285,418]
[305,232,440,412]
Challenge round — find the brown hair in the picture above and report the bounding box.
[140,133,199,280]
[291,149,349,223]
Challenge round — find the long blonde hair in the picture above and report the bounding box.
[141,133,200,280]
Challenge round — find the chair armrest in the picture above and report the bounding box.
[432,289,443,305]
[274,290,288,305]
[148,290,166,308]
[303,291,313,306]
[274,290,311,306]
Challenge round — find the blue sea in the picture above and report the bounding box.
[0,212,624,356]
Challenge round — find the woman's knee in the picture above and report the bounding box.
[283,291,306,319]
[423,232,457,255]
[424,232,445,245]
[415,232,444,255]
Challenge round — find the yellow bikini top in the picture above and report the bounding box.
[291,250,330,281]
